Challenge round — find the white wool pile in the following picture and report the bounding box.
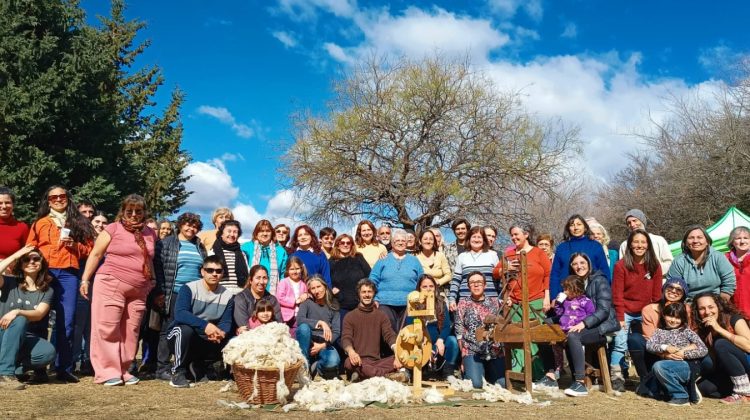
[472,384,535,405]
[222,322,305,368]
[222,322,306,404]
[447,376,476,392]
[422,386,444,404]
[290,377,414,412]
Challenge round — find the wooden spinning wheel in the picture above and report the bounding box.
[395,291,435,397]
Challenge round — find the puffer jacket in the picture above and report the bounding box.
[583,269,620,335]
[153,235,207,314]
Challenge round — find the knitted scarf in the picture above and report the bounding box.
[213,236,249,288]
[251,240,279,294]
[121,219,152,280]
[49,209,67,228]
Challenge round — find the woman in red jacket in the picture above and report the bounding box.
[26,186,94,383]
[610,228,662,391]
[727,226,750,316]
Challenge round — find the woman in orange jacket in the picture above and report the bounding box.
[27,186,94,383]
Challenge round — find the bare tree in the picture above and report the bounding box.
[284,54,579,230]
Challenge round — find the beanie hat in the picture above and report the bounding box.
[663,277,688,296]
[625,209,647,228]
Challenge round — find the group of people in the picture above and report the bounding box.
[0,186,749,408]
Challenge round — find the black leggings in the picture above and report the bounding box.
[698,338,750,397]
[540,328,605,381]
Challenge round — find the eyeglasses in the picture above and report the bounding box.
[339,241,353,246]
[275,229,287,234]
[47,194,67,202]
[22,256,42,263]
[204,268,224,274]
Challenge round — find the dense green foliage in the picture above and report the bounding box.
[0,0,190,221]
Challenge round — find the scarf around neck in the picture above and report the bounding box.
[120,219,152,280]
[252,240,279,294]
[213,236,249,288]
[49,209,67,228]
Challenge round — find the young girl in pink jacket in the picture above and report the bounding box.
[275,256,309,334]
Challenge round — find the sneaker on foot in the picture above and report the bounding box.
[532,376,559,391]
[56,371,80,384]
[31,369,49,384]
[189,362,208,384]
[611,376,626,392]
[170,371,190,388]
[103,378,124,386]
[124,376,140,386]
[564,381,589,397]
[667,398,690,406]
[0,375,26,390]
[156,370,172,381]
[691,382,702,404]
[720,393,747,404]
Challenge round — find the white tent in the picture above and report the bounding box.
[669,206,750,256]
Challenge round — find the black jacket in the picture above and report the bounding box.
[153,235,207,315]
[583,269,620,335]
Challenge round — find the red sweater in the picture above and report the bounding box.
[0,218,29,259]
[727,252,750,317]
[612,259,663,321]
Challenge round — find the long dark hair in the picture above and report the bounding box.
[35,185,94,243]
[567,252,592,278]
[13,248,53,292]
[245,264,269,289]
[680,225,712,269]
[307,275,339,311]
[416,274,445,330]
[658,301,688,330]
[562,214,591,241]
[623,229,659,277]
[691,292,745,346]
[290,224,322,253]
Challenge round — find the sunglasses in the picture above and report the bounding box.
[665,285,684,293]
[47,194,67,202]
[275,229,287,233]
[339,241,353,246]
[204,268,224,274]
[22,256,42,263]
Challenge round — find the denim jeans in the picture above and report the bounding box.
[611,313,640,368]
[295,323,340,373]
[462,354,505,389]
[0,317,56,375]
[652,360,690,400]
[50,268,80,373]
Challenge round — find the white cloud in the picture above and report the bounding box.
[331,7,509,64]
[197,105,256,138]
[183,160,240,211]
[487,0,543,21]
[698,44,745,74]
[275,0,357,21]
[483,53,724,178]
[561,22,577,39]
[272,30,298,48]
[230,189,310,239]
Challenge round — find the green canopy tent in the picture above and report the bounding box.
[669,206,750,257]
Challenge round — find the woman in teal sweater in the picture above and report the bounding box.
[667,225,735,301]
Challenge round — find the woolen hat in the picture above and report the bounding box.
[624,209,647,228]
[663,277,688,296]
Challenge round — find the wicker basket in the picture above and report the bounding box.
[233,360,304,404]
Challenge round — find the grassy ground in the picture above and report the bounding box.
[2,375,747,420]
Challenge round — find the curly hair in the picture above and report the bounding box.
[692,292,746,346]
[176,212,203,231]
[290,224,322,253]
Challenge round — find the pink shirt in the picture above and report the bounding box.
[97,223,156,287]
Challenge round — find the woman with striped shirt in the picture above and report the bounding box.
[210,220,249,295]
[448,226,500,312]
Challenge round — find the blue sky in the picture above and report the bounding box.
[80,0,748,233]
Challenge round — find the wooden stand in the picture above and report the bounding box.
[476,251,565,392]
[396,291,434,398]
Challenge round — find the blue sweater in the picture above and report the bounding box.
[292,249,332,287]
[550,236,611,297]
[369,254,424,306]
[170,280,235,335]
[667,247,736,299]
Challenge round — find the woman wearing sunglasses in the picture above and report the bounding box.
[330,234,371,326]
[0,246,57,390]
[80,194,157,386]
[26,185,94,383]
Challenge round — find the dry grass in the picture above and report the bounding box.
[2,376,747,420]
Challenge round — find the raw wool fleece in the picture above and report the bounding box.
[284,377,441,412]
[472,383,534,405]
[222,322,307,403]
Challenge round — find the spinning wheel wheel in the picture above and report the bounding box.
[396,322,432,369]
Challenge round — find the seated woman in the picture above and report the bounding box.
[640,302,707,406]
[692,292,750,404]
[628,277,690,380]
[295,276,341,379]
[233,265,282,335]
[536,253,619,397]
[403,275,458,381]
[455,271,504,389]
[0,246,56,390]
